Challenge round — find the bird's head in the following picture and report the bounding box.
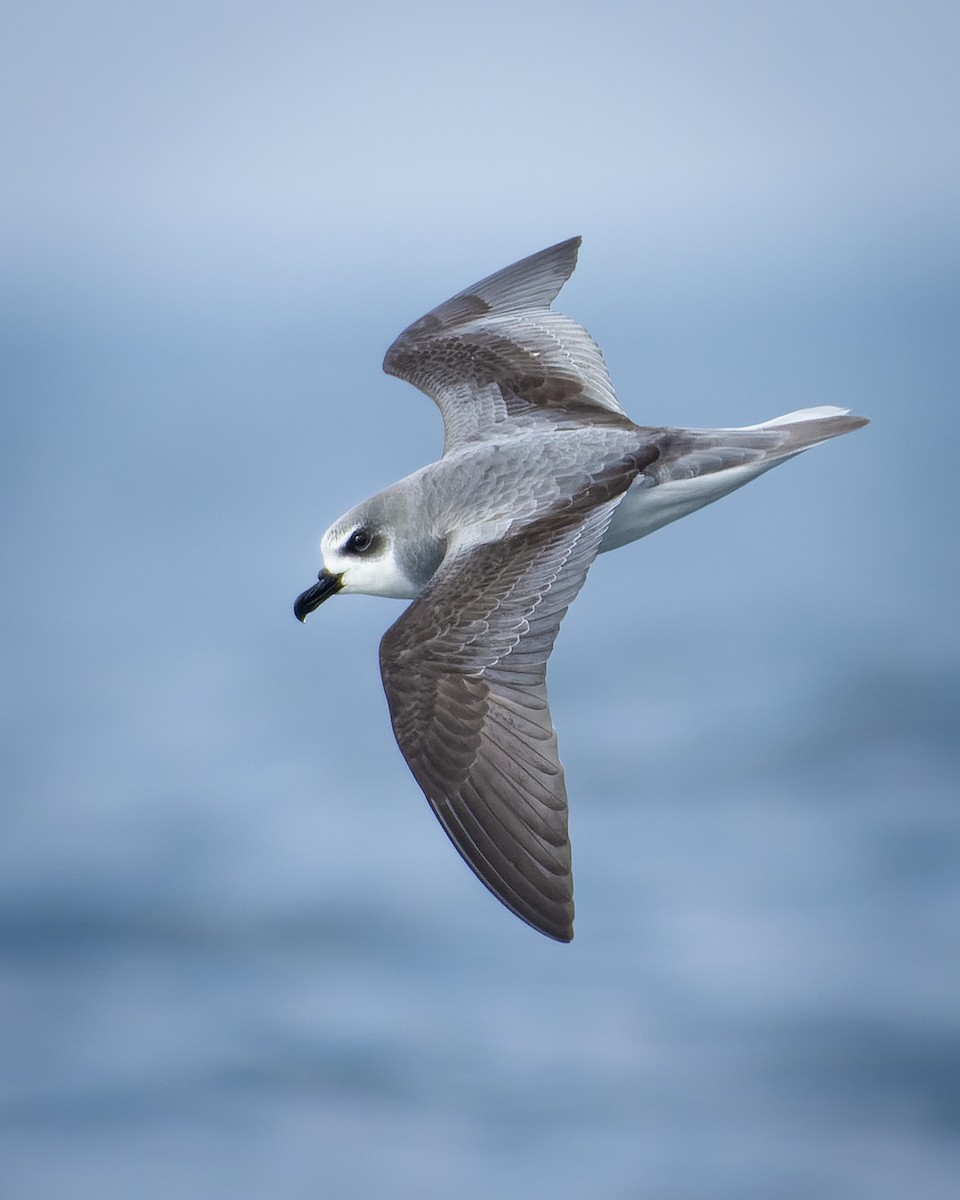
[294,495,445,620]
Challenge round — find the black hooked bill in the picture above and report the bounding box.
[294,569,343,621]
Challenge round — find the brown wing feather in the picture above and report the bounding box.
[378,454,645,941]
[383,238,629,452]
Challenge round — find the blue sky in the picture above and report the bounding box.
[3,0,958,961]
[3,0,958,310]
[2,5,959,1197]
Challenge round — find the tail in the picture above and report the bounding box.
[740,405,869,442]
[600,406,869,551]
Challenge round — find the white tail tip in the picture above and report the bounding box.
[744,405,851,430]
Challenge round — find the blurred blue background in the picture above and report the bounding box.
[2,2,958,1197]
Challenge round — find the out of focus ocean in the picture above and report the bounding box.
[2,4,958,1198]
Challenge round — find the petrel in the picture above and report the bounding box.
[294,237,867,941]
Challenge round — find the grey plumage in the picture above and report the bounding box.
[384,237,628,450]
[295,237,867,941]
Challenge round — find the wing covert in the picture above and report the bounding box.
[378,454,643,940]
[383,238,629,452]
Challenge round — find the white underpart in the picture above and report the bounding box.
[600,460,782,551]
[600,407,850,554]
[322,542,419,599]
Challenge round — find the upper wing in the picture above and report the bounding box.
[383,237,629,453]
[378,455,643,941]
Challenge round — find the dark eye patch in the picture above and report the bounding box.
[345,528,375,554]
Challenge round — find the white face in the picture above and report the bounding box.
[320,520,419,600]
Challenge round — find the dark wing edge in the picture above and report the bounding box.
[382,238,628,451]
[383,237,582,358]
[378,453,646,941]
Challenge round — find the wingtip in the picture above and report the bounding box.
[553,234,582,269]
[524,907,575,943]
